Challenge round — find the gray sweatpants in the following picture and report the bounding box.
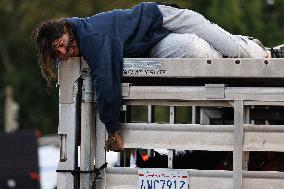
[149,5,267,58]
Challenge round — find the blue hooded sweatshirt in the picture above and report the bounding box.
[66,2,170,133]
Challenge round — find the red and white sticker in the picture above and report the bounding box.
[138,169,189,189]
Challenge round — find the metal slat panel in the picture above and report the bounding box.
[225,87,284,101]
[57,100,79,189]
[243,171,284,189]
[105,168,138,189]
[59,58,81,104]
[80,73,94,189]
[124,86,206,100]
[58,59,81,189]
[95,112,107,189]
[105,168,284,189]
[233,100,244,189]
[244,101,284,106]
[105,168,233,189]
[120,123,284,152]
[123,58,284,78]
[123,86,284,101]
[243,125,284,152]
[121,123,234,151]
[124,100,232,107]
[70,57,284,79]
[244,133,284,152]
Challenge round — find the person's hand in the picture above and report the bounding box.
[105,131,124,152]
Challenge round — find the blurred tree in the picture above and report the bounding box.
[207,0,246,33]
[188,0,283,46]
[0,0,95,133]
[261,0,284,46]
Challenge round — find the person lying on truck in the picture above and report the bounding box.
[34,2,284,152]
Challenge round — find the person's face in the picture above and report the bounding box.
[52,27,79,61]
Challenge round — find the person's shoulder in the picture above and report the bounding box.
[131,2,161,17]
[66,17,82,27]
[133,2,159,10]
[136,2,158,7]
[67,14,115,38]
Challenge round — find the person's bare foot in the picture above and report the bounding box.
[105,131,124,152]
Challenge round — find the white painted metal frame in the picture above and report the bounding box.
[58,58,284,189]
[57,59,81,189]
[80,71,94,189]
[123,58,284,78]
[104,167,284,189]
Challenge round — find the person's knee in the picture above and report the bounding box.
[186,34,222,58]
[149,33,193,58]
[185,34,203,57]
[168,33,199,58]
[158,33,212,58]
[149,33,222,58]
[174,34,195,58]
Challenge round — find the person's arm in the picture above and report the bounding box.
[81,34,123,134]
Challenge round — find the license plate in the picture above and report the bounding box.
[138,169,189,189]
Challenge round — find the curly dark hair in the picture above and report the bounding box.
[34,18,74,87]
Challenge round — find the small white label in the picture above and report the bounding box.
[124,60,161,70]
